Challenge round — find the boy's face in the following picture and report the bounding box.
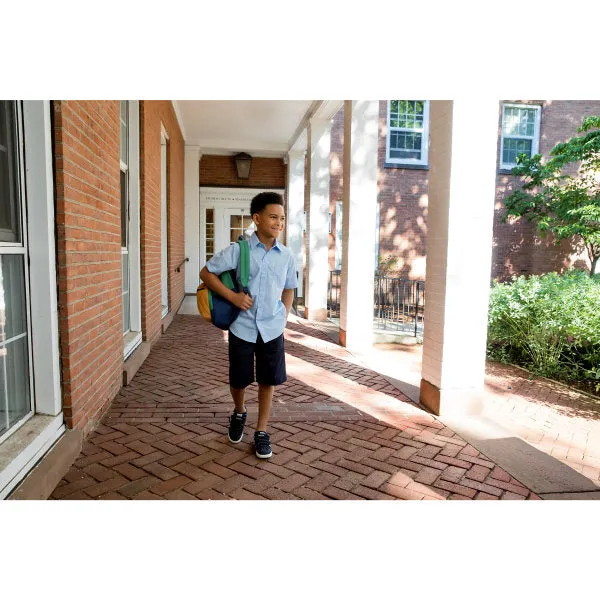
[252,203,285,240]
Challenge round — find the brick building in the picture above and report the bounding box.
[0,100,187,498]
[2,99,596,498]
[326,100,598,284]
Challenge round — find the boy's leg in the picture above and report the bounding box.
[228,331,255,412]
[254,333,286,458]
[256,384,274,431]
[228,332,255,443]
[230,386,246,414]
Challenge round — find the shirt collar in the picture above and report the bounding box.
[250,231,281,251]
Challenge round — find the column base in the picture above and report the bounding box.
[339,328,346,347]
[419,378,483,417]
[304,307,328,321]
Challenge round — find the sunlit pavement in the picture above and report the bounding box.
[44,311,556,500]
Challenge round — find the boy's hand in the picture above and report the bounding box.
[232,291,253,311]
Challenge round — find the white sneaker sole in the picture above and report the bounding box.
[228,432,243,443]
[255,448,272,459]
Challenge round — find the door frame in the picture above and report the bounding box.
[199,187,285,269]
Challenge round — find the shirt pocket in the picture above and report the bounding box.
[267,261,286,292]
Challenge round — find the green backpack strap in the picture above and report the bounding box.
[237,237,250,294]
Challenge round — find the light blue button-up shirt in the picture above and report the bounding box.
[206,232,298,343]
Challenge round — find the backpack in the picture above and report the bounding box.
[196,237,250,330]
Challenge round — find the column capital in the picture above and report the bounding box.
[184,145,202,159]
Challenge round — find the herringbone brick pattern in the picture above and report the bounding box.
[50,315,539,500]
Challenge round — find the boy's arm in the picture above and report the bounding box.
[199,266,253,311]
[281,288,295,320]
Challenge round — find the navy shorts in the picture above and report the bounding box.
[228,331,287,389]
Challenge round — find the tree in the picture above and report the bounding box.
[503,116,600,276]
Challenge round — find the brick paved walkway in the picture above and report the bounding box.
[351,337,600,487]
[483,363,600,485]
[50,315,540,500]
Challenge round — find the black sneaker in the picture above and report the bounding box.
[228,410,247,443]
[254,431,272,459]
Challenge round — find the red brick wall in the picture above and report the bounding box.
[329,101,429,280]
[492,100,597,280]
[53,101,123,434]
[139,101,185,343]
[200,155,286,188]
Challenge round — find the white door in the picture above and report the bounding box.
[222,208,256,249]
[160,132,169,317]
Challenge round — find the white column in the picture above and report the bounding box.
[286,150,305,297]
[305,118,332,321]
[420,100,499,415]
[339,100,379,350]
[184,146,201,294]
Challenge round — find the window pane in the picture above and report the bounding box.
[0,101,22,244]
[120,101,128,165]
[0,254,27,343]
[0,335,31,436]
[503,106,537,137]
[206,239,214,254]
[389,100,425,132]
[390,131,422,160]
[0,254,31,435]
[503,138,532,164]
[122,253,130,333]
[206,208,214,224]
[121,170,128,247]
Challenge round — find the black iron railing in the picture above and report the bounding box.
[328,271,425,336]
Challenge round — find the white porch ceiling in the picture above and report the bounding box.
[173,100,342,157]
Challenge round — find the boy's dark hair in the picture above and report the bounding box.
[250,192,284,216]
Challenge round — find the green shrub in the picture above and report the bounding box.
[487,270,600,390]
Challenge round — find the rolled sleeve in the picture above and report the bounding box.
[284,255,298,289]
[206,243,239,276]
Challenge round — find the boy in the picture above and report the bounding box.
[199,192,297,459]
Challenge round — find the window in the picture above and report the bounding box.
[120,101,130,335]
[500,103,541,169]
[386,100,430,166]
[205,208,214,261]
[120,101,141,358]
[0,101,33,442]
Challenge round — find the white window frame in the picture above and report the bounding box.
[160,124,169,319]
[0,101,35,443]
[386,100,430,166]
[122,101,142,359]
[499,103,541,170]
[1,101,64,498]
